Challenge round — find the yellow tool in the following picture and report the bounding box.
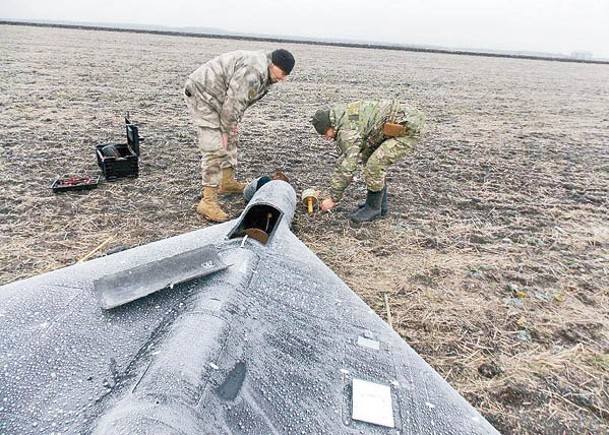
[301,188,320,215]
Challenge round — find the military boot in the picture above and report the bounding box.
[350,189,384,224]
[357,185,388,217]
[220,167,248,194]
[196,186,229,222]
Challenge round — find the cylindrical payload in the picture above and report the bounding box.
[301,188,320,215]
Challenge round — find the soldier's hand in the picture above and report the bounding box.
[320,198,335,212]
[221,133,229,150]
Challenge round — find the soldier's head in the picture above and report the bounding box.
[270,49,295,83]
[311,109,336,140]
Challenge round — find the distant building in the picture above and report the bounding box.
[570,50,593,60]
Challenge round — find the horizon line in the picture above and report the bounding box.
[2,19,609,66]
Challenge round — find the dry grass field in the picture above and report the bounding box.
[1,23,608,434]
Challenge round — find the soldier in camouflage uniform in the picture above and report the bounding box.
[311,99,425,223]
[184,49,295,222]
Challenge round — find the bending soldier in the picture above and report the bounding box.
[311,99,425,223]
[184,49,296,222]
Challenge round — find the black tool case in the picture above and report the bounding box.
[95,117,141,181]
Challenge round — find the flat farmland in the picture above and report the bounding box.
[1,23,608,434]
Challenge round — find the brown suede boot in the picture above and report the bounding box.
[219,167,247,194]
[196,186,229,222]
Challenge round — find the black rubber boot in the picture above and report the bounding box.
[350,189,384,224]
[357,186,388,216]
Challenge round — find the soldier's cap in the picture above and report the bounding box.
[311,108,332,134]
[271,49,295,74]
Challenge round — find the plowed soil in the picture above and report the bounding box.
[1,23,608,434]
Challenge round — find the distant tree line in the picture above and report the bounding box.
[2,20,608,65]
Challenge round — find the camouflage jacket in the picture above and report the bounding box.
[188,50,272,133]
[329,100,421,202]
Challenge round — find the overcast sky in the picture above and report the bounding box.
[1,0,608,59]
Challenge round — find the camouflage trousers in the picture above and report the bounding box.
[184,82,238,187]
[361,107,425,192]
[361,135,419,191]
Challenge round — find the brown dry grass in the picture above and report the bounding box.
[1,24,608,434]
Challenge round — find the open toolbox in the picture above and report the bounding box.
[52,174,100,193]
[95,117,142,181]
